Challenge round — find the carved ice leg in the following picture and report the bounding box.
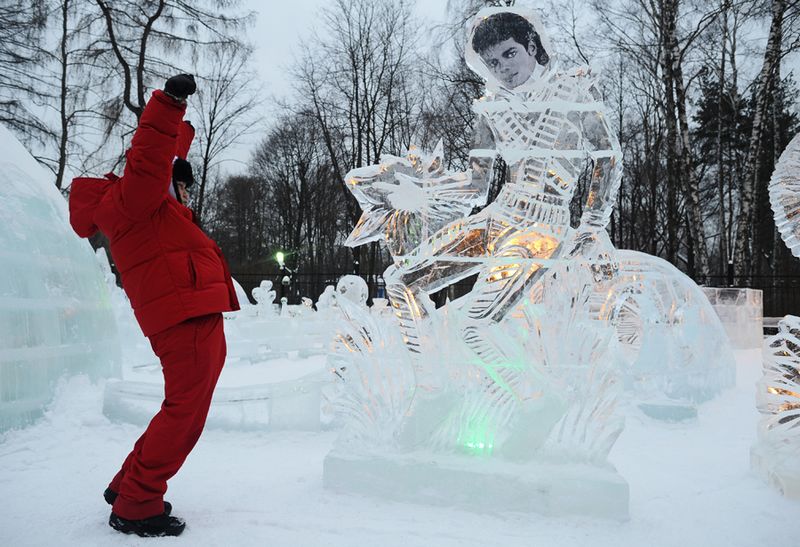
[460,225,563,397]
[385,215,489,356]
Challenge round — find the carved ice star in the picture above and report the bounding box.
[344,141,481,257]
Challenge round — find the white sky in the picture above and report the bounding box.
[245,0,449,99]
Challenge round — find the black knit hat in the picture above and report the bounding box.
[172,158,194,187]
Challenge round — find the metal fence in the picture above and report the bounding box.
[233,271,800,318]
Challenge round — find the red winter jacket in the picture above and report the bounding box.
[69,90,239,337]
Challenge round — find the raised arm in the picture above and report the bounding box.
[466,113,497,208]
[576,79,623,234]
[560,73,623,264]
[119,74,196,218]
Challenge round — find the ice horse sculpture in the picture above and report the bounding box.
[324,6,733,518]
[754,133,800,498]
[0,124,121,431]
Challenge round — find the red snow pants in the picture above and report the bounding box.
[109,313,226,520]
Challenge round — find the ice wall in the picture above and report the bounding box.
[0,124,120,430]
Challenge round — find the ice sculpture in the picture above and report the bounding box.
[336,275,368,307]
[325,6,733,517]
[252,280,277,316]
[702,287,764,350]
[770,134,800,258]
[345,141,486,257]
[0,124,120,430]
[316,285,336,312]
[754,133,800,498]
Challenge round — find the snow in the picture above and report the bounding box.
[1,349,798,546]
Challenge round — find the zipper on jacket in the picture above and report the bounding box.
[188,254,198,288]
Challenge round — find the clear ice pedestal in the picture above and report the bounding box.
[323,450,629,520]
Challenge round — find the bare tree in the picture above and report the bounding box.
[0,1,51,143]
[293,0,423,283]
[92,0,251,120]
[732,0,788,278]
[191,44,262,225]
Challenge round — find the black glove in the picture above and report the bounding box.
[164,74,196,101]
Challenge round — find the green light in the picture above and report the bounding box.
[276,251,285,264]
[458,415,495,457]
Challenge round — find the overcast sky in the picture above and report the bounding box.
[245,0,449,100]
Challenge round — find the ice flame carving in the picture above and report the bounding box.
[345,141,486,258]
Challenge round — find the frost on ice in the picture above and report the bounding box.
[0,124,120,430]
[325,6,734,517]
[753,133,800,498]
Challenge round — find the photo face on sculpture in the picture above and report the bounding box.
[479,38,538,89]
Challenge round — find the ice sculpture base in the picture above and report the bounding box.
[323,450,629,520]
[751,444,800,499]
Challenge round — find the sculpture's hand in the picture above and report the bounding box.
[564,229,618,282]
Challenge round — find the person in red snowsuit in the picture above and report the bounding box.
[69,74,239,537]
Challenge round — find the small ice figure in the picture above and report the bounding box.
[336,275,368,308]
[316,285,336,311]
[252,280,277,317]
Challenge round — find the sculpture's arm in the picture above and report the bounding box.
[466,113,497,208]
[563,72,624,263]
[576,108,623,234]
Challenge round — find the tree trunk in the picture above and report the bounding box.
[716,0,730,276]
[732,0,785,279]
[668,0,708,279]
[659,0,680,266]
[55,0,69,190]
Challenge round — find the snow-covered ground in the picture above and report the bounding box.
[0,349,798,547]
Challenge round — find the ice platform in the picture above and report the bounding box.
[323,450,629,520]
[103,358,330,431]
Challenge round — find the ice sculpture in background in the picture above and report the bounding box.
[754,133,800,498]
[702,287,764,350]
[770,134,800,257]
[0,124,120,430]
[252,280,277,316]
[336,275,369,308]
[316,285,336,312]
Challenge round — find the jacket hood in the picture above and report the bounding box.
[69,174,116,238]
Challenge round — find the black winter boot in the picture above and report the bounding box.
[103,488,172,516]
[109,512,186,537]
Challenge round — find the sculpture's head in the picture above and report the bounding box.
[467,8,551,92]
